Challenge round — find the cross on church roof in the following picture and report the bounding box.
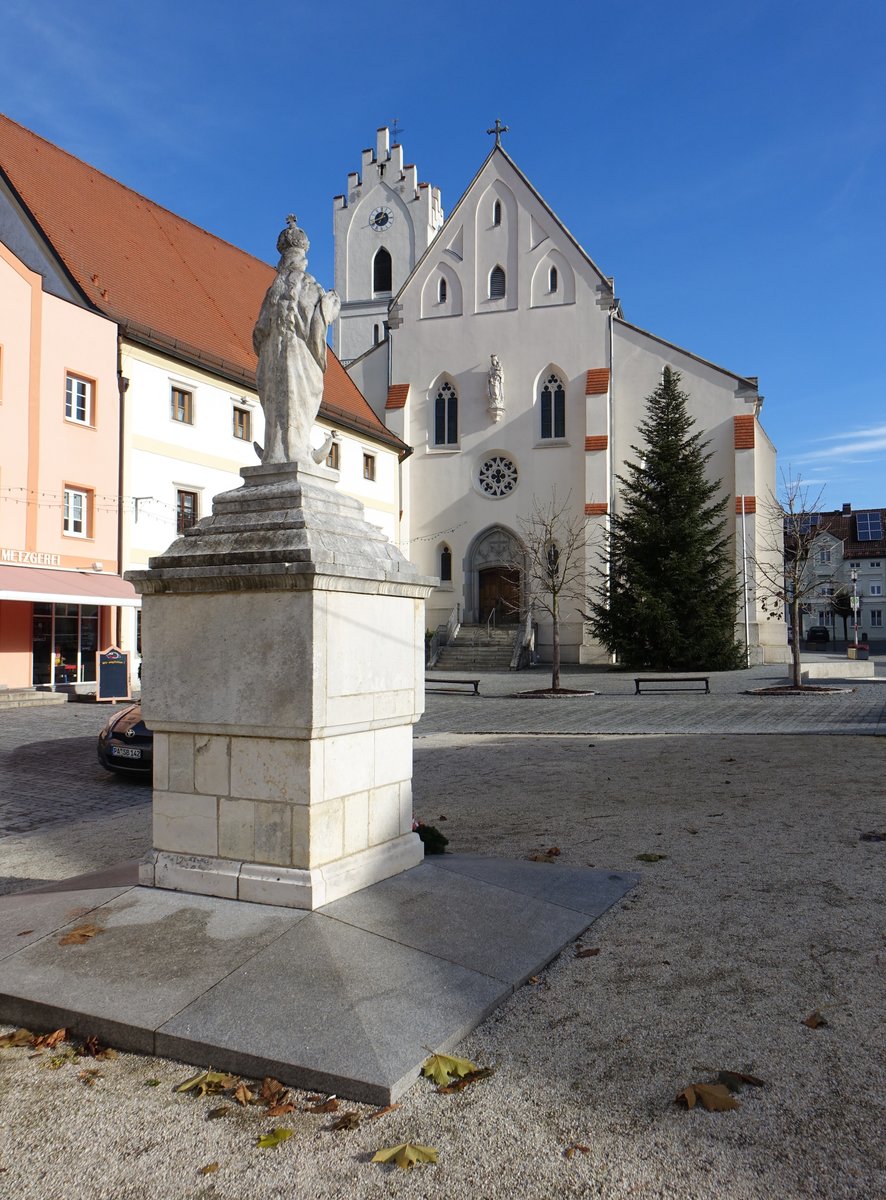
[486,119,509,147]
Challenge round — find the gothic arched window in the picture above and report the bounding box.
[492,199,502,227]
[434,381,458,446]
[440,545,452,582]
[489,265,506,299]
[549,266,558,293]
[438,277,447,303]
[373,247,392,293]
[540,373,566,439]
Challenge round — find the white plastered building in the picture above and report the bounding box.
[341,128,786,665]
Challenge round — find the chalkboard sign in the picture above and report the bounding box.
[96,646,130,702]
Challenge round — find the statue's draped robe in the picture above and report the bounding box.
[253,260,340,464]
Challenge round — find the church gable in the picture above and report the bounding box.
[397,148,611,326]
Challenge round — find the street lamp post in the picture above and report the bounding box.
[851,568,859,647]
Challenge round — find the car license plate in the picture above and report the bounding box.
[111,746,142,759]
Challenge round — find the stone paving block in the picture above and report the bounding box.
[156,912,506,1104]
[322,861,595,983]
[431,854,640,916]
[0,885,133,961]
[0,888,305,1033]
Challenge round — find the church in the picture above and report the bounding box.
[340,127,785,665]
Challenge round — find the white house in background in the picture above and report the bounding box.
[340,127,785,664]
[800,505,886,641]
[0,113,407,685]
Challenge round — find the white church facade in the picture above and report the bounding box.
[341,127,785,665]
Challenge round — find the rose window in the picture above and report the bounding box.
[478,455,518,498]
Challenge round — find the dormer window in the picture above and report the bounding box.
[438,277,447,303]
[489,265,506,299]
[492,199,502,227]
[549,266,558,293]
[373,247,392,293]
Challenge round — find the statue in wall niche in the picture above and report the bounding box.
[487,353,505,422]
[253,215,341,464]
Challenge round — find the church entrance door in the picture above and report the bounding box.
[478,567,521,624]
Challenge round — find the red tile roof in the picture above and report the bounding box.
[385,384,410,410]
[0,113,401,452]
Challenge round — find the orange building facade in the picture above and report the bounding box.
[0,241,138,689]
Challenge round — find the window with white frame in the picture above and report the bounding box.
[171,386,193,424]
[433,381,458,446]
[870,583,882,596]
[65,373,94,425]
[870,561,882,568]
[232,406,251,441]
[63,487,91,537]
[539,373,566,439]
[176,489,198,534]
[816,547,831,564]
[870,610,883,627]
[849,561,860,569]
[363,453,376,481]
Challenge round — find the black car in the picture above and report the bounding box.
[806,626,831,643]
[97,703,153,774]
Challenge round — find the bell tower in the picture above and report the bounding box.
[333,127,443,364]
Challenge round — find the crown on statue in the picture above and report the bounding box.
[277,214,309,254]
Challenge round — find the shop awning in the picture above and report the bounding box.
[0,565,140,607]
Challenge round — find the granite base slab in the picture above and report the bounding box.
[0,855,638,1103]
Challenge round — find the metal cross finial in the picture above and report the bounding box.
[390,117,403,143]
[486,119,509,147]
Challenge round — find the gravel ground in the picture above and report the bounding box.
[1,732,884,1200]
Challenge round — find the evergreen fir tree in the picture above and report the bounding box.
[586,367,743,670]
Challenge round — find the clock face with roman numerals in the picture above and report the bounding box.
[369,206,394,232]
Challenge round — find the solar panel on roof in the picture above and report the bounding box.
[856,512,883,541]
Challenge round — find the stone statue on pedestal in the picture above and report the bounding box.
[253,216,341,464]
[487,353,505,422]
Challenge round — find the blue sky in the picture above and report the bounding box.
[3,0,885,508]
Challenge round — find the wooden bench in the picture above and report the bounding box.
[634,676,710,695]
[425,677,481,695]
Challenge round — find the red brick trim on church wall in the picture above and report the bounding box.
[386,384,410,410]
[735,496,757,514]
[585,368,610,395]
[584,502,608,515]
[734,415,756,449]
[584,435,608,451]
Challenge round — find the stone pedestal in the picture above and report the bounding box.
[128,459,436,910]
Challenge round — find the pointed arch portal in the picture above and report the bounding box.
[466,525,524,623]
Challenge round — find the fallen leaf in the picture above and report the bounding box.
[198,1163,219,1175]
[0,1028,35,1048]
[421,1052,478,1087]
[78,1068,101,1086]
[437,1066,495,1093]
[371,1143,438,1170]
[564,1143,591,1159]
[145,1079,161,1087]
[528,975,540,985]
[174,1069,238,1097]
[546,847,561,856]
[267,1100,295,1117]
[81,1036,117,1060]
[367,1103,400,1121]
[575,947,600,959]
[636,853,667,863]
[58,923,104,946]
[257,1128,293,1149]
[33,1029,67,1050]
[329,1111,361,1130]
[46,1048,79,1069]
[207,1106,231,1120]
[717,1070,766,1092]
[260,1077,287,1102]
[233,1082,255,1106]
[676,1083,740,1112]
[803,1010,829,1029]
[305,1097,339,1113]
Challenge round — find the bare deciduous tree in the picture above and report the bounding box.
[755,473,840,687]
[512,491,588,691]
